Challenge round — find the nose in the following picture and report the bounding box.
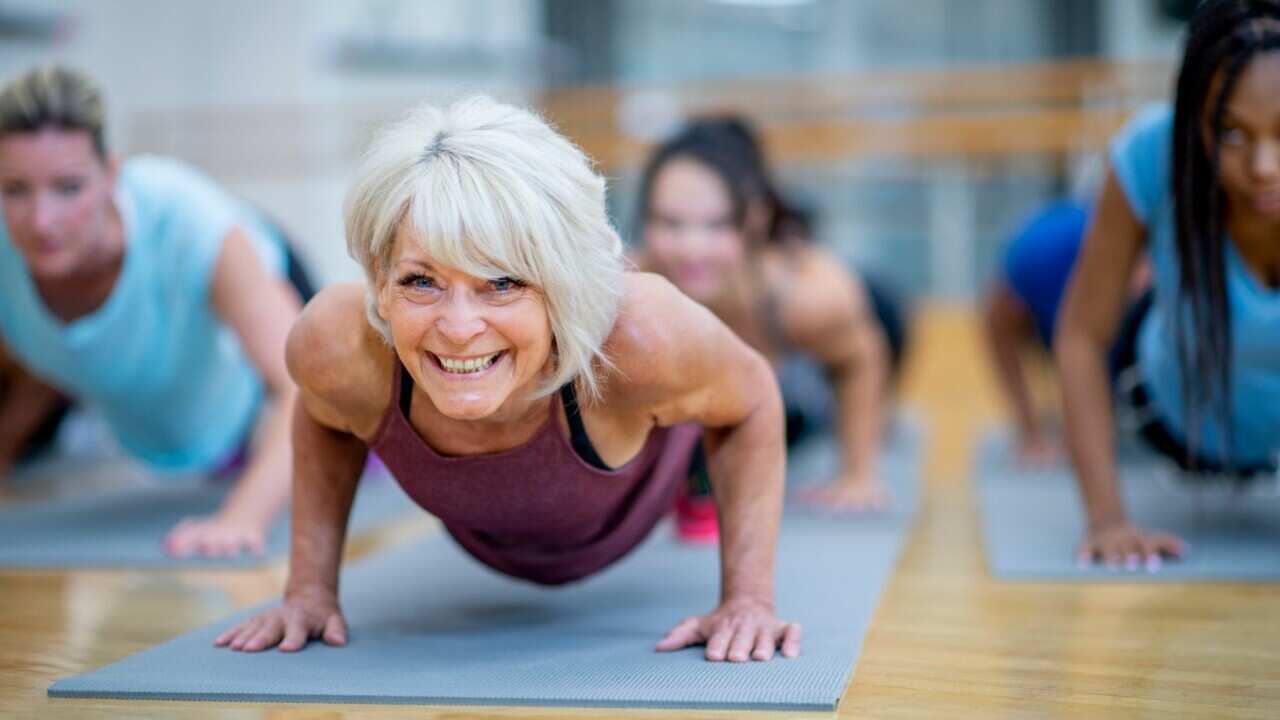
[32,193,57,236]
[434,289,487,346]
[1251,139,1280,182]
[671,223,717,258]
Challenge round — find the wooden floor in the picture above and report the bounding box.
[4,305,1277,719]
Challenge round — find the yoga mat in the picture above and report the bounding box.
[975,428,1280,581]
[0,460,413,569]
[49,420,925,711]
[785,411,923,523]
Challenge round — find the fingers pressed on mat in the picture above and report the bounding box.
[244,619,284,652]
[751,627,776,662]
[726,624,756,663]
[227,618,262,650]
[278,619,309,652]
[704,625,733,662]
[322,614,348,646]
[655,617,700,652]
[780,623,803,658]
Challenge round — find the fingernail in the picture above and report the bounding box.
[1145,556,1161,573]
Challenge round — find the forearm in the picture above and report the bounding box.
[705,377,785,605]
[283,400,367,599]
[831,328,888,482]
[217,386,297,525]
[0,371,67,461]
[1055,330,1126,528]
[984,305,1041,439]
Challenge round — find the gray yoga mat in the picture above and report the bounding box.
[975,429,1280,581]
[49,421,924,711]
[785,411,922,522]
[0,460,413,569]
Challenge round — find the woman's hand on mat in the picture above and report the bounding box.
[655,597,802,662]
[214,589,347,652]
[165,510,268,558]
[798,471,889,513]
[1076,522,1187,572]
[1015,432,1060,468]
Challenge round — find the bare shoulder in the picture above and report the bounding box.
[286,283,394,435]
[597,272,767,424]
[774,246,865,348]
[600,272,703,388]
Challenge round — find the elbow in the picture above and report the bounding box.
[742,349,784,434]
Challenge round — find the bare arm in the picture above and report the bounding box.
[0,344,68,475]
[1055,167,1183,567]
[817,274,888,489]
[217,285,385,651]
[167,228,303,556]
[613,274,799,661]
[784,257,890,510]
[984,280,1049,453]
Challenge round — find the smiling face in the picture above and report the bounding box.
[0,127,117,279]
[376,222,554,421]
[1205,51,1280,222]
[643,157,748,304]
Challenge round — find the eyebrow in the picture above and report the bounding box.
[1219,106,1270,127]
[394,257,437,272]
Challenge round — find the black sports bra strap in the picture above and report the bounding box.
[560,382,611,471]
[398,363,610,471]
[399,361,414,416]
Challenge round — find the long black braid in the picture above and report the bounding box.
[1170,0,1280,467]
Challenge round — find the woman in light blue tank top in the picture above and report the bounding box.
[1056,0,1280,572]
[0,65,305,558]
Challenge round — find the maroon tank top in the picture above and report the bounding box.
[368,363,702,586]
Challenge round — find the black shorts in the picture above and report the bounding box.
[862,272,910,381]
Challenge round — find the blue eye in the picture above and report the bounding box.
[1222,126,1247,146]
[398,273,436,290]
[490,276,526,293]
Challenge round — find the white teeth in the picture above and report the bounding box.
[438,353,499,374]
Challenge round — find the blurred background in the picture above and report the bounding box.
[0,0,1192,299]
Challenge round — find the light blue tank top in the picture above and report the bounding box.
[1110,105,1280,467]
[0,156,287,472]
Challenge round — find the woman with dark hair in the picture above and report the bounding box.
[636,117,908,523]
[1056,0,1280,571]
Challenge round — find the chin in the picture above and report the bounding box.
[423,385,509,420]
[24,252,81,280]
[684,282,724,304]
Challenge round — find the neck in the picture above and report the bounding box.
[701,263,757,320]
[1227,207,1280,285]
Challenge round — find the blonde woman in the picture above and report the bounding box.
[0,65,308,557]
[214,97,802,662]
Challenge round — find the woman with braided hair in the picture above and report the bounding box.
[1057,0,1280,571]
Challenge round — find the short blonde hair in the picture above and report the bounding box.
[0,64,106,158]
[345,95,625,401]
